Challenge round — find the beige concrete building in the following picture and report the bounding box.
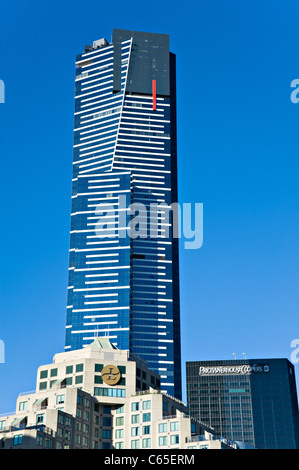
[0,338,238,450]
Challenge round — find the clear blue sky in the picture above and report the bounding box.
[0,0,299,412]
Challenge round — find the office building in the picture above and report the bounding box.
[0,340,239,450]
[65,29,181,399]
[186,358,299,449]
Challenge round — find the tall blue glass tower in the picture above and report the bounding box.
[65,29,181,399]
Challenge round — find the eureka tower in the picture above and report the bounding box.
[65,29,181,399]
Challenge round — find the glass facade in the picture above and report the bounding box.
[186,358,299,449]
[65,29,181,400]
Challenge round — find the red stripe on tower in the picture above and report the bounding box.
[152,79,156,110]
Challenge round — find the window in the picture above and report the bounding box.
[131,414,139,424]
[143,413,151,422]
[39,382,47,390]
[0,420,6,431]
[56,395,65,405]
[65,417,71,427]
[115,441,123,449]
[142,400,151,410]
[159,436,167,446]
[82,436,88,447]
[102,429,111,439]
[66,365,73,374]
[58,414,64,425]
[102,442,110,449]
[93,441,99,449]
[159,422,167,433]
[131,439,139,449]
[57,427,63,438]
[13,435,23,446]
[83,423,89,434]
[40,370,48,379]
[76,422,82,431]
[131,427,139,437]
[142,438,151,448]
[65,377,72,386]
[75,375,83,384]
[36,414,45,424]
[50,368,58,377]
[115,429,124,439]
[77,395,83,406]
[103,417,111,427]
[75,434,81,445]
[116,405,124,414]
[170,435,179,445]
[143,425,151,435]
[56,441,63,449]
[95,364,103,372]
[37,434,43,446]
[115,417,124,426]
[84,398,90,408]
[76,409,82,419]
[170,421,179,432]
[44,438,51,448]
[76,363,84,373]
[19,401,27,411]
[103,406,111,414]
[131,402,139,412]
[65,430,71,441]
[94,387,125,398]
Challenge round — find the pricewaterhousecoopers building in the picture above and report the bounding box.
[65,29,182,400]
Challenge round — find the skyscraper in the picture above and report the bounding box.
[65,29,181,399]
[186,358,299,449]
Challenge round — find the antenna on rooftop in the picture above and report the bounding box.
[243,352,247,359]
[233,353,236,360]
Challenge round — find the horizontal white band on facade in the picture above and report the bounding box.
[78,120,118,137]
[77,99,123,118]
[121,116,170,124]
[75,84,113,100]
[71,246,129,252]
[74,266,130,272]
[75,68,113,84]
[119,127,164,135]
[84,293,118,297]
[85,280,118,285]
[74,115,119,133]
[77,47,113,63]
[74,189,130,197]
[71,327,130,334]
[113,166,170,175]
[83,313,118,318]
[72,306,130,312]
[74,133,117,149]
[75,286,129,291]
[80,85,113,101]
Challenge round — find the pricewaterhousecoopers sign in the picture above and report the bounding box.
[198,364,270,376]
